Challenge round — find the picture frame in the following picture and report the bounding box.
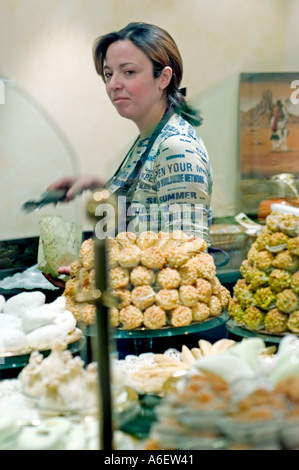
[237,72,299,216]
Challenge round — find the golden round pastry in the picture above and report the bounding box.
[228,297,245,325]
[78,267,94,290]
[169,230,188,241]
[108,266,130,289]
[255,228,272,250]
[119,305,143,329]
[131,285,156,310]
[107,238,121,267]
[164,246,190,268]
[79,238,95,270]
[156,267,180,289]
[180,237,208,254]
[143,305,166,329]
[252,250,275,271]
[82,303,96,325]
[254,286,276,311]
[155,289,179,310]
[118,245,142,268]
[218,285,231,309]
[69,259,82,278]
[109,307,119,327]
[136,231,158,250]
[287,310,299,333]
[264,308,289,334]
[168,305,192,327]
[63,278,80,297]
[209,295,222,317]
[130,266,155,286]
[141,246,166,269]
[195,278,212,303]
[116,231,137,248]
[266,212,282,232]
[287,236,299,256]
[240,259,254,283]
[178,263,198,285]
[276,288,299,313]
[269,268,292,293]
[63,296,82,323]
[272,250,298,272]
[291,271,299,295]
[112,289,132,309]
[268,231,290,248]
[193,252,216,280]
[210,276,222,295]
[192,301,210,322]
[178,285,199,307]
[156,235,178,253]
[243,305,265,330]
[247,242,259,262]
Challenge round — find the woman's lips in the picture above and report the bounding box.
[113,97,129,105]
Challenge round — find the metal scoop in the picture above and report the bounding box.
[22,189,67,213]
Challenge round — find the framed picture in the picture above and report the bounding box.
[238,72,299,215]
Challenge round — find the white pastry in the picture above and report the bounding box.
[26,324,68,350]
[40,341,68,377]
[0,416,21,450]
[0,328,28,353]
[191,351,255,383]
[0,295,5,312]
[22,307,57,334]
[66,423,87,450]
[53,310,76,334]
[16,425,62,450]
[19,363,45,398]
[3,291,46,316]
[58,357,87,408]
[40,417,72,438]
[0,314,22,330]
[46,296,67,313]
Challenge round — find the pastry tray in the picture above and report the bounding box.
[226,319,284,344]
[0,331,85,370]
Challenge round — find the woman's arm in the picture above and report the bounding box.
[48,175,105,201]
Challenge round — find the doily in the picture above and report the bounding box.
[112,349,181,394]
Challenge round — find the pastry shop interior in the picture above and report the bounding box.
[1,0,299,452]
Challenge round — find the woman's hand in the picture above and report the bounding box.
[42,266,72,289]
[48,175,105,202]
[58,266,71,276]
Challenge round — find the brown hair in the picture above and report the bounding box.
[93,22,202,126]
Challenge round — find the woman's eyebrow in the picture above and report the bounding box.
[104,62,138,70]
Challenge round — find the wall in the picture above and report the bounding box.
[0,0,293,238]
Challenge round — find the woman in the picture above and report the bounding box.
[50,22,212,240]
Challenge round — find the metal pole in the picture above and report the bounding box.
[86,189,119,451]
[94,236,113,450]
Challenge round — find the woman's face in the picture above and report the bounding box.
[103,39,170,132]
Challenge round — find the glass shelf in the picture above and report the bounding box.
[84,312,228,340]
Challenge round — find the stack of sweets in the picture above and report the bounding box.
[228,211,299,334]
[63,231,230,329]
